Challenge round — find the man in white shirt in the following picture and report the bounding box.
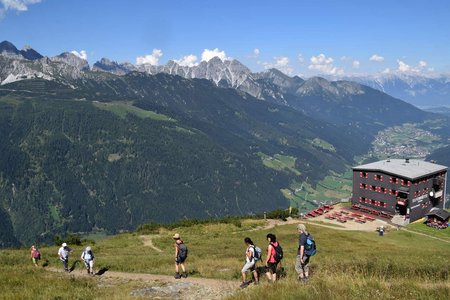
[57,243,72,272]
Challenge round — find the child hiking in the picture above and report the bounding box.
[81,246,95,275]
[173,233,188,279]
[30,245,41,267]
[240,237,260,288]
[57,243,72,272]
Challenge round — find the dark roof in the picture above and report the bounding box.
[353,159,447,180]
[426,208,450,221]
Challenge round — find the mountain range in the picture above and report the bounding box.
[341,73,450,108]
[0,40,449,247]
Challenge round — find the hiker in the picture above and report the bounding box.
[265,233,281,282]
[81,246,95,275]
[57,243,72,272]
[173,233,188,279]
[30,245,41,267]
[296,224,314,282]
[240,237,260,288]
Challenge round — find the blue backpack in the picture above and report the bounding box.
[304,234,316,256]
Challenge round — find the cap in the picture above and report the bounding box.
[86,246,91,251]
[173,233,180,239]
[62,243,67,247]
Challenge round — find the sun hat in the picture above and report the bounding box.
[62,242,67,247]
[173,233,180,239]
[86,246,91,251]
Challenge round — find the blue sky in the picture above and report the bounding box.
[1,0,449,77]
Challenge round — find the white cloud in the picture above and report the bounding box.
[0,0,41,14]
[261,56,294,75]
[174,54,198,67]
[396,59,428,74]
[136,49,163,65]
[369,54,384,62]
[201,48,229,62]
[71,50,88,61]
[352,60,360,69]
[308,54,344,75]
[248,48,260,59]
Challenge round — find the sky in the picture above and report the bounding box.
[1,0,450,77]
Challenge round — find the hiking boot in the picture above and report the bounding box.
[239,282,248,289]
[174,272,181,279]
[182,272,188,278]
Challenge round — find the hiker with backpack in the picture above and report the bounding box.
[240,237,260,288]
[30,245,41,267]
[57,242,72,272]
[81,246,95,275]
[296,224,316,282]
[265,233,282,282]
[173,233,188,279]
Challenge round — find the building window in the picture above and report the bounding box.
[360,171,369,178]
[390,177,399,184]
[374,174,383,181]
[380,187,386,193]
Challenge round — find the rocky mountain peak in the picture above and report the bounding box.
[52,52,89,71]
[0,40,20,57]
[20,46,43,60]
[92,58,136,75]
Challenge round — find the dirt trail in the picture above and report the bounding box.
[402,228,450,244]
[140,235,163,252]
[47,267,238,299]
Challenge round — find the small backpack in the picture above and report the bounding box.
[271,242,283,263]
[178,243,188,259]
[304,234,316,256]
[33,249,41,259]
[252,245,262,261]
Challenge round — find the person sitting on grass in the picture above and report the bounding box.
[240,237,259,288]
[173,233,188,279]
[81,246,95,275]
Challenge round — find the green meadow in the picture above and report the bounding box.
[0,219,449,299]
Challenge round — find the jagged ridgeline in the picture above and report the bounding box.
[0,74,366,247]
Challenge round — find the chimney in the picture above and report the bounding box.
[405,158,410,163]
[387,157,390,162]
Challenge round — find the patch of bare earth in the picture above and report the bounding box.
[47,267,236,299]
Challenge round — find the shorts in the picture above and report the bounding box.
[84,260,94,269]
[241,261,256,273]
[176,256,186,264]
[32,257,39,264]
[265,262,278,274]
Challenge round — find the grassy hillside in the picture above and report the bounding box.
[1,219,448,299]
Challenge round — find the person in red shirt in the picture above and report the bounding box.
[265,233,279,282]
